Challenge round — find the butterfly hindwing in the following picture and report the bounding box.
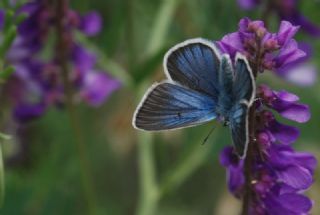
[232,54,255,105]
[164,38,221,100]
[229,102,250,158]
[133,82,217,131]
[218,55,234,109]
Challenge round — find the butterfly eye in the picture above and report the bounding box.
[224,121,230,127]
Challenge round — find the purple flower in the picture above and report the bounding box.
[258,84,310,123]
[78,11,102,36]
[80,72,120,106]
[237,0,320,37]
[219,147,244,197]
[268,144,316,189]
[264,192,312,215]
[14,103,46,123]
[218,18,306,75]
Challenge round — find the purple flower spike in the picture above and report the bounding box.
[2,1,121,125]
[218,18,306,78]
[79,11,102,36]
[219,17,315,214]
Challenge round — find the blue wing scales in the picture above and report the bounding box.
[229,103,250,158]
[232,55,255,104]
[133,82,217,131]
[165,38,221,100]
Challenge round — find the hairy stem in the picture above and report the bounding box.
[55,0,97,213]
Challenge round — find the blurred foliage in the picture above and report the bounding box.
[0,0,320,214]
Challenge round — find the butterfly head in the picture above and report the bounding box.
[218,115,230,127]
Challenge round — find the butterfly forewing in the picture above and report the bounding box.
[164,38,221,100]
[133,82,217,131]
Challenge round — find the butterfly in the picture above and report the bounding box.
[132,38,255,158]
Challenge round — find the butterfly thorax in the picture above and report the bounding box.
[215,103,232,127]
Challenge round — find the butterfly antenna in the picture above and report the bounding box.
[202,126,216,145]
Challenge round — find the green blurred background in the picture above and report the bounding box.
[1,0,320,214]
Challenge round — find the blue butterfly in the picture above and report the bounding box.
[132,38,255,158]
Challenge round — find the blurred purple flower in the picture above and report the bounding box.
[80,72,121,107]
[237,0,320,37]
[5,0,120,122]
[78,11,102,36]
[237,0,260,10]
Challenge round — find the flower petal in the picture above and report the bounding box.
[276,193,312,214]
[272,100,310,123]
[80,72,120,106]
[268,120,299,145]
[277,21,299,46]
[276,39,306,68]
[277,165,313,189]
[217,32,244,57]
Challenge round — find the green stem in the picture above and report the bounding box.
[55,0,97,213]
[136,132,159,215]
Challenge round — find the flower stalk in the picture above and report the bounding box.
[54,0,97,213]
